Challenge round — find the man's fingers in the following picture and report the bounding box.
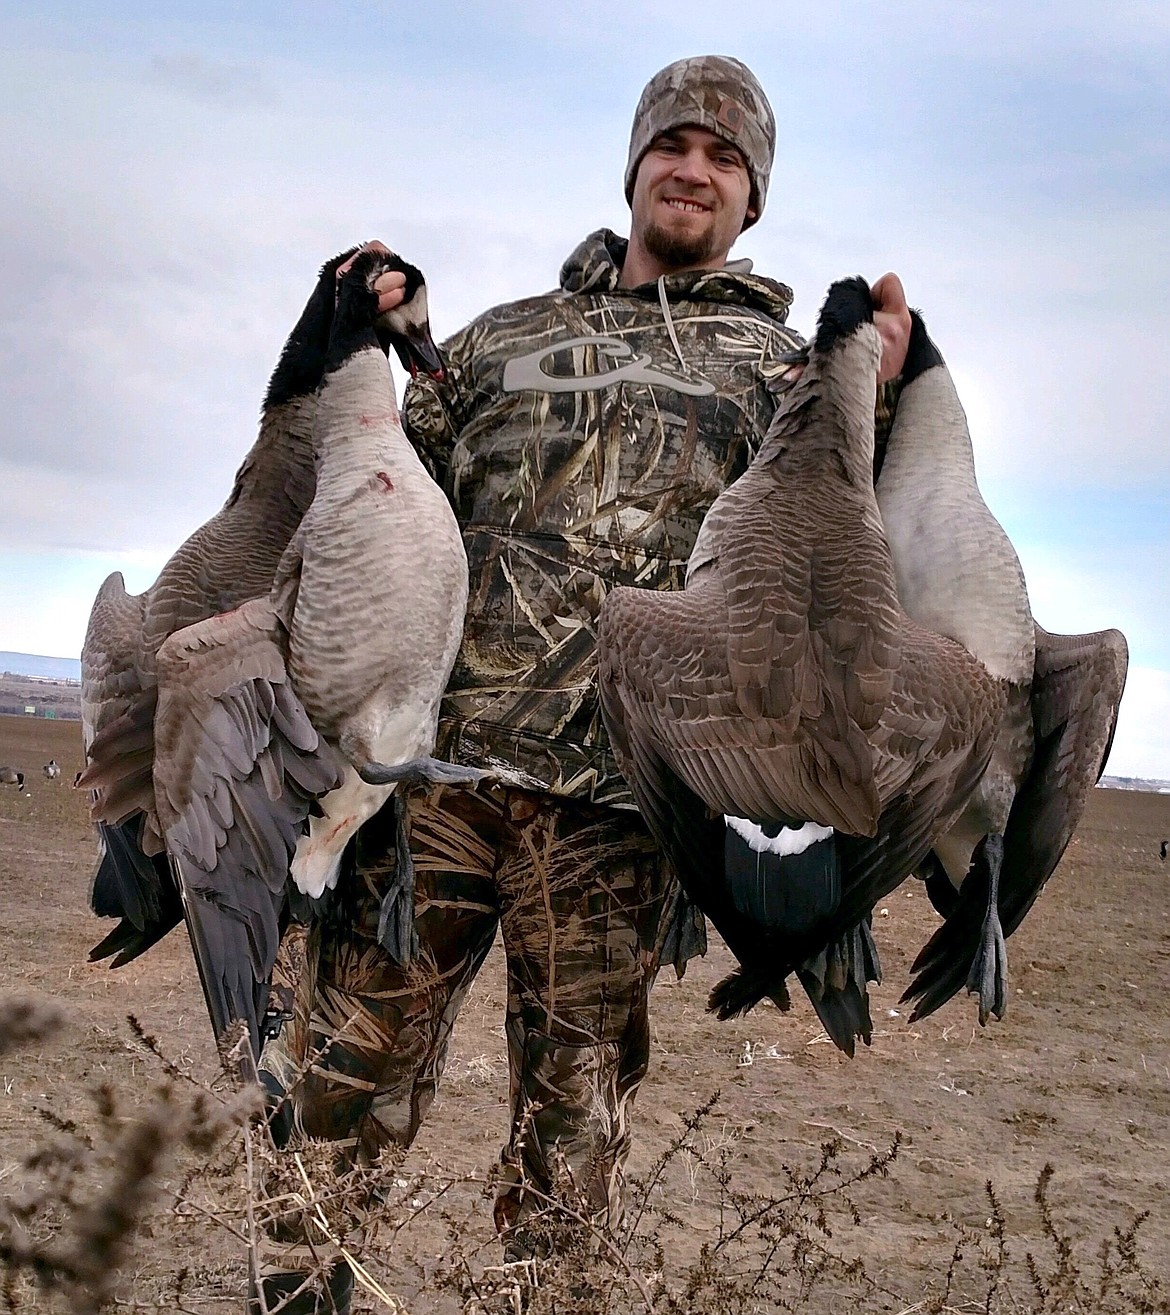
[871,271,911,383]
[375,273,407,316]
[336,239,393,279]
[871,271,907,314]
[333,240,407,313]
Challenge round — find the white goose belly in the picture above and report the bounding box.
[878,481,1034,683]
[288,462,467,740]
[289,693,441,899]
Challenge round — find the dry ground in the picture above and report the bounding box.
[1,713,1168,1311]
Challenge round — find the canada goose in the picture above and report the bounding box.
[43,760,61,781]
[0,767,24,789]
[1161,839,1168,862]
[80,249,359,969]
[146,247,482,1054]
[872,311,1128,1024]
[598,277,1006,1041]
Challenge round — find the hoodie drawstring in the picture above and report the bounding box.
[657,276,688,374]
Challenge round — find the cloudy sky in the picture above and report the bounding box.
[2,1,1167,777]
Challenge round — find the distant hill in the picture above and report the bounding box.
[1100,775,1170,795]
[0,651,82,682]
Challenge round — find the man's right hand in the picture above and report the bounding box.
[337,240,406,316]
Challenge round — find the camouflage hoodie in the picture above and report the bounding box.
[403,228,803,808]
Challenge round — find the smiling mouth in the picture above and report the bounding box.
[663,198,710,215]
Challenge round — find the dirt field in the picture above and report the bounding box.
[2,712,1168,1312]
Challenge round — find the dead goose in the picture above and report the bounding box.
[149,246,482,1054]
[598,277,1006,1038]
[80,248,357,968]
[873,312,1128,1023]
[0,767,25,789]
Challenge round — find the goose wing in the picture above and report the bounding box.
[81,571,146,742]
[78,572,184,961]
[904,624,1128,1019]
[600,527,887,840]
[152,596,345,1053]
[80,572,157,821]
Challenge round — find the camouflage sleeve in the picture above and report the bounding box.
[874,376,903,457]
[401,322,477,487]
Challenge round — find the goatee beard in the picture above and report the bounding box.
[642,220,716,271]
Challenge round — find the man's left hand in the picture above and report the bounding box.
[871,272,911,383]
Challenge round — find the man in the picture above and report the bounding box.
[255,54,910,1312]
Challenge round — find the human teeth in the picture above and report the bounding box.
[666,200,704,213]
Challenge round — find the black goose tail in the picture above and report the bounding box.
[711,819,882,1055]
[722,816,839,932]
[707,817,842,1019]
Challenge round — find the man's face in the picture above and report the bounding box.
[629,125,755,272]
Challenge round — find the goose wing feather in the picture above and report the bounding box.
[903,624,1128,1019]
[152,597,345,1051]
[81,572,149,743]
[87,819,182,967]
[79,573,159,828]
[709,399,900,817]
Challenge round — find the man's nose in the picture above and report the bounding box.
[673,149,711,185]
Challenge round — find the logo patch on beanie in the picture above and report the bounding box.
[716,96,745,134]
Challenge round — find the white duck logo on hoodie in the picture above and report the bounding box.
[503,334,715,397]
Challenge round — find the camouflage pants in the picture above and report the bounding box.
[259,780,677,1251]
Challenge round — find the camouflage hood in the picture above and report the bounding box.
[558,228,793,316]
[402,229,802,807]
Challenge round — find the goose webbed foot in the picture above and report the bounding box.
[376,792,419,966]
[966,832,1007,1025]
[358,756,494,789]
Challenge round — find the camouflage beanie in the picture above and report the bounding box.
[624,56,775,231]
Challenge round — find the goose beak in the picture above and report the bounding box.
[392,326,445,382]
[776,345,808,384]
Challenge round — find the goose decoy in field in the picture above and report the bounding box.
[43,760,61,781]
[145,246,481,1055]
[79,249,359,969]
[0,767,25,789]
[872,310,1128,1025]
[598,277,1006,1051]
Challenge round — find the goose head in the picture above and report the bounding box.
[765,276,882,392]
[813,276,881,363]
[373,254,444,381]
[332,247,445,381]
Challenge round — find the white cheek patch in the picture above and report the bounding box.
[724,815,834,856]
